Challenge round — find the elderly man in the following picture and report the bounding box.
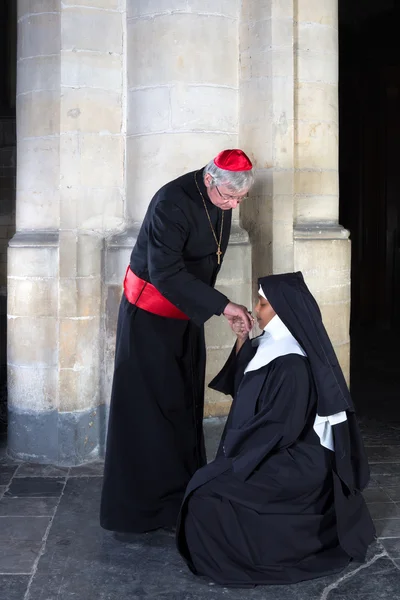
[100,149,254,535]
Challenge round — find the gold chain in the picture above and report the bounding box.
[194,171,224,265]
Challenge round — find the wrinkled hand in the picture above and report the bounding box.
[223,301,253,333]
[230,316,249,340]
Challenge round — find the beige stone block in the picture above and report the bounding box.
[8,246,58,278]
[271,219,294,274]
[61,88,122,134]
[7,365,57,411]
[17,91,60,138]
[296,23,337,56]
[59,366,100,411]
[296,50,338,84]
[17,137,60,191]
[59,233,102,278]
[319,302,350,346]
[296,82,338,123]
[204,398,231,418]
[171,85,238,132]
[18,0,59,20]
[17,55,60,95]
[18,13,60,60]
[205,317,236,350]
[16,189,60,230]
[63,0,121,9]
[296,0,338,29]
[217,243,252,287]
[295,238,350,270]
[240,48,294,80]
[127,88,170,135]
[126,132,237,221]
[80,135,124,188]
[295,238,351,303]
[60,186,124,231]
[295,121,338,170]
[59,134,81,188]
[241,17,292,55]
[59,278,101,318]
[61,50,122,90]
[239,122,273,166]
[294,170,338,196]
[59,317,101,368]
[8,278,57,317]
[128,0,238,19]
[241,0,293,21]
[7,316,58,367]
[127,14,238,88]
[295,194,338,224]
[62,8,122,54]
[273,119,294,168]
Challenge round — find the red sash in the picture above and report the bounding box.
[123,266,189,320]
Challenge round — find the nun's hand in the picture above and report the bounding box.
[223,302,253,332]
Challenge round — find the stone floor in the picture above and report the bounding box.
[2,415,400,600]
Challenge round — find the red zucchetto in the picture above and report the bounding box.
[214,149,253,172]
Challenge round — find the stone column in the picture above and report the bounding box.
[8,0,125,463]
[293,0,350,379]
[240,0,350,379]
[104,0,252,418]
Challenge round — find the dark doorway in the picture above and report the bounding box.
[339,0,400,420]
[0,0,16,432]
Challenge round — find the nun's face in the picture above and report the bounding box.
[255,295,276,330]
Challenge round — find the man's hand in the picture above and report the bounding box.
[223,302,253,333]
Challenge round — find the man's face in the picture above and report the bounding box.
[204,174,249,210]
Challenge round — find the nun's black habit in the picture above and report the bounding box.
[176,272,375,587]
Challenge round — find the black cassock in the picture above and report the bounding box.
[100,169,231,534]
[176,272,376,587]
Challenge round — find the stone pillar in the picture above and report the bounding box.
[240,0,350,379]
[104,1,252,418]
[8,0,125,463]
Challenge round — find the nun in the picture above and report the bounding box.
[176,272,375,587]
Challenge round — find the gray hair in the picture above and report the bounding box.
[203,159,254,192]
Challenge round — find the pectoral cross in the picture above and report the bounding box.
[216,248,223,265]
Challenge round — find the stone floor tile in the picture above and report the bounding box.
[371,463,400,476]
[367,446,400,463]
[15,463,69,478]
[0,575,30,599]
[384,487,400,502]
[363,488,392,504]
[380,537,400,559]
[313,555,400,599]
[0,539,42,574]
[0,465,18,485]
[368,502,400,520]
[0,497,59,517]
[0,516,50,541]
[375,518,400,538]
[69,462,104,477]
[0,486,6,498]
[5,477,65,498]
[374,474,400,487]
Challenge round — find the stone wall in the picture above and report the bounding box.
[0,117,16,430]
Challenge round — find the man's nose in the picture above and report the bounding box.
[230,199,239,209]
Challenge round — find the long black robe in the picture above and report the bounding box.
[100,169,232,534]
[176,273,375,587]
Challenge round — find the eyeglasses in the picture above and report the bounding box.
[215,186,248,202]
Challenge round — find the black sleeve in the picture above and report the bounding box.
[224,358,315,479]
[147,200,229,325]
[208,338,255,397]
